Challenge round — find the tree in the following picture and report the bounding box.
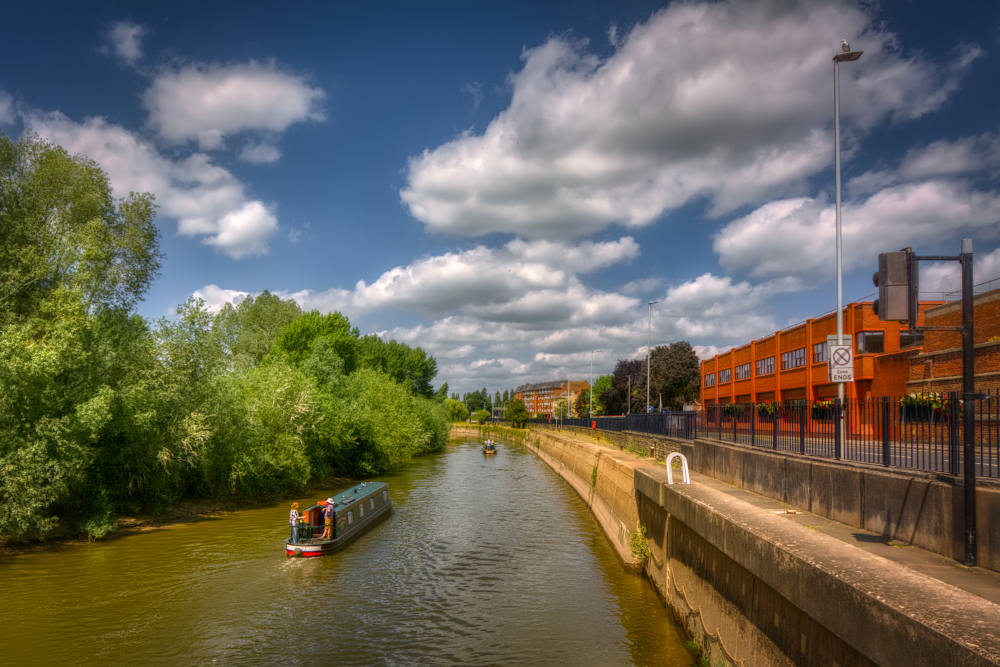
[270,310,359,371]
[504,398,529,428]
[433,382,449,402]
[0,133,162,320]
[446,398,469,422]
[591,374,612,415]
[574,390,590,418]
[554,400,570,419]
[634,342,702,411]
[602,359,644,415]
[472,409,491,424]
[357,335,438,398]
[214,290,301,366]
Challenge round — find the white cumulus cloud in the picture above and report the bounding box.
[401,0,977,240]
[106,21,148,66]
[26,111,280,258]
[143,60,325,149]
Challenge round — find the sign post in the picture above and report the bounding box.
[827,335,853,458]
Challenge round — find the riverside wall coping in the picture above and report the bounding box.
[637,465,1000,667]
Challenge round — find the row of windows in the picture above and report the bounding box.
[755,356,775,375]
[706,331,927,386]
[718,368,731,383]
[781,347,806,370]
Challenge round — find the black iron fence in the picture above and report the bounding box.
[527,412,700,439]
[521,391,999,478]
[701,390,999,478]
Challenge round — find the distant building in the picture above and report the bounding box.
[514,380,590,418]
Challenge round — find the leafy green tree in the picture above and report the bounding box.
[337,368,422,475]
[472,409,491,424]
[591,374,612,416]
[214,291,301,366]
[504,399,529,428]
[357,335,438,398]
[446,398,469,422]
[573,390,590,418]
[0,132,162,320]
[433,382,449,402]
[271,310,359,371]
[0,132,166,538]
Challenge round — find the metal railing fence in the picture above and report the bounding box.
[527,412,699,439]
[700,390,999,478]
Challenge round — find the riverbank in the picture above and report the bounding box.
[0,474,353,557]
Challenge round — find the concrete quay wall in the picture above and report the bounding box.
[529,423,1000,573]
[458,425,1000,666]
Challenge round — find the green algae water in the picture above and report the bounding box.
[0,436,695,666]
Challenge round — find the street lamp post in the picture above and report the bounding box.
[647,301,658,413]
[833,41,863,454]
[591,349,602,418]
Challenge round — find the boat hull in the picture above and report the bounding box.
[286,497,393,558]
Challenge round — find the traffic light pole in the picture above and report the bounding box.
[907,240,976,565]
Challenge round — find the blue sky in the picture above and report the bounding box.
[2,0,998,396]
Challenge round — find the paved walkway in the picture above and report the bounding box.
[678,464,1000,605]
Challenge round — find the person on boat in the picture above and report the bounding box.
[289,502,303,544]
[320,498,335,539]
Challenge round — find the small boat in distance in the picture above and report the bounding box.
[483,439,497,455]
[286,482,392,557]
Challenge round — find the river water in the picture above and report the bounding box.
[1,436,694,666]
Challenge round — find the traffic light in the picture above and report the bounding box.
[872,250,916,322]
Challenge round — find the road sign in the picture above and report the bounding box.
[828,345,854,382]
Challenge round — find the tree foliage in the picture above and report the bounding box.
[504,399,529,428]
[0,132,450,542]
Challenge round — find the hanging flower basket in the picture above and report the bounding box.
[811,399,835,421]
[756,401,779,421]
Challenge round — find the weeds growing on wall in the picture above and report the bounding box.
[629,524,651,563]
[591,464,598,488]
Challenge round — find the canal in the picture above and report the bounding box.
[1,435,695,666]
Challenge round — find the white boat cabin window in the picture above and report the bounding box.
[359,504,364,517]
[348,511,354,526]
[370,498,375,511]
[382,490,387,502]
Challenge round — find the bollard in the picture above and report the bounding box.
[665,452,690,485]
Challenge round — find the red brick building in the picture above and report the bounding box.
[514,380,590,417]
[874,287,1000,397]
[700,300,941,405]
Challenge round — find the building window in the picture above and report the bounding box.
[857,331,885,354]
[704,373,715,387]
[900,331,924,349]
[780,348,806,370]
[813,342,827,363]
[735,363,752,380]
[755,356,775,375]
[719,368,732,383]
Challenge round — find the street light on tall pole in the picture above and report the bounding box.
[590,349,602,417]
[834,40,863,450]
[647,301,658,413]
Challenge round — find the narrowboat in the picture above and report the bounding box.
[285,481,392,557]
[483,440,497,455]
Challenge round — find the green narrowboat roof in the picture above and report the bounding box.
[307,481,387,513]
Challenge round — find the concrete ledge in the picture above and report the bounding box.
[636,467,1000,667]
